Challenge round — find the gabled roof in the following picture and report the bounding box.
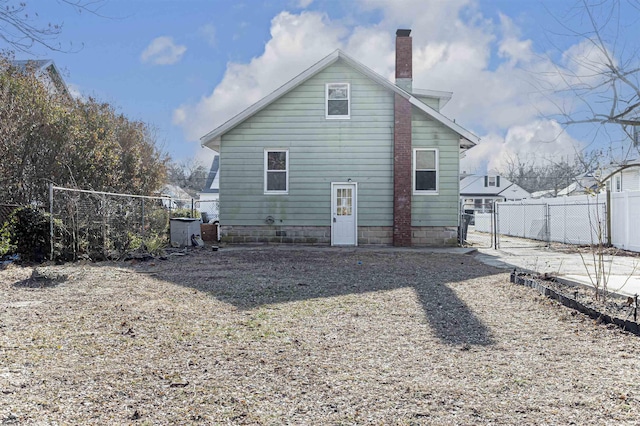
[160,184,192,200]
[11,59,71,99]
[200,49,479,151]
[201,155,219,194]
[460,175,530,198]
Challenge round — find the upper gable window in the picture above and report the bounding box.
[326,83,350,119]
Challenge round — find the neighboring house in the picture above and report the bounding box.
[160,184,193,209]
[604,160,640,193]
[200,29,479,247]
[557,172,599,196]
[460,175,530,214]
[198,155,220,222]
[532,172,601,198]
[11,59,71,99]
[530,189,556,199]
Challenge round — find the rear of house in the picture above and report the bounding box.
[201,30,478,247]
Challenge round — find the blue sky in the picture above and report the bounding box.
[5,0,637,172]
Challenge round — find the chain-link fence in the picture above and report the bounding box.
[460,201,494,248]
[548,201,607,245]
[50,185,173,260]
[495,197,607,248]
[495,202,549,248]
[196,199,220,223]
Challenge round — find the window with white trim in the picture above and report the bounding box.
[413,148,438,193]
[614,174,622,192]
[326,83,350,119]
[264,149,289,194]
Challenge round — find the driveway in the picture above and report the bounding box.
[1,247,639,424]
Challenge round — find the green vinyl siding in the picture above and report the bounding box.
[413,95,440,111]
[220,59,395,226]
[411,107,460,227]
[219,58,462,228]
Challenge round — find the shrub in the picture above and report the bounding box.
[3,207,52,262]
[170,208,200,219]
[0,221,15,257]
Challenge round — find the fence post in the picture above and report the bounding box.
[49,183,54,261]
[546,203,551,247]
[493,206,498,249]
[141,198,145,237]
[191,198,195,218]
[606,189,612,246]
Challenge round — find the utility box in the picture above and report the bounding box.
[170,218,201,247]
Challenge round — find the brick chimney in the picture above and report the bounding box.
[393,29,413,247]
[395,29,412,92]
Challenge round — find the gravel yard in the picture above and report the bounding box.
[1,247,640,425]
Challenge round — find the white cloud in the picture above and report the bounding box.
[461,120,584,173]
[174,11,346,141]
[174,1,591,173]
[297,0,314,8]
[140,36,187,65]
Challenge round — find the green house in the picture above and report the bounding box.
[201,29,479,247]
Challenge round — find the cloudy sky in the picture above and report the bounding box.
[5,0,634,173]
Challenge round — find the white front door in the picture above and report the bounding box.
[331,182,357,246]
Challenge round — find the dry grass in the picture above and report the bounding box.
[1,247,640,425]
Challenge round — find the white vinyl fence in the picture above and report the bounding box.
[474,212,493,233]
[611,191,640,252]
[474,192,640,252]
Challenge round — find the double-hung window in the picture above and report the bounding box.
[413,148,438,194]
[264,149,289,194]
[326,83,350,119]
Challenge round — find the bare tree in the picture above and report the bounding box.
[533,0,640,301]
[541,0,640,167]
[166,160,208,198]
[0,0,106,53]
[499,152,597,195]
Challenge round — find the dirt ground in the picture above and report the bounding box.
[1,247,640,425]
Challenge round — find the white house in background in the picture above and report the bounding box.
[197,155,220,222]
[530,172,600,198]
[533,167,632,199]
[604,160,640,193]
[460,174,530,214]
[160,184,193,209]
[11,59,71,98]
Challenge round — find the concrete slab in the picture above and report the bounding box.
[475,246,640,298]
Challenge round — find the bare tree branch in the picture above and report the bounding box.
[0,0,107,53]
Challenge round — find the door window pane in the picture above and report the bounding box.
[337,188,352,215]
